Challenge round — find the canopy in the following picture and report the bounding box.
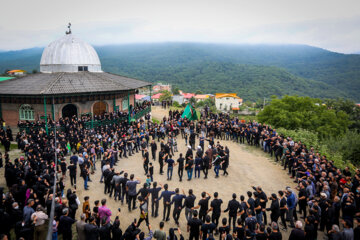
[181,103,198,121]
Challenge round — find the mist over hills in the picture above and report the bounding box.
[0,43,359,101]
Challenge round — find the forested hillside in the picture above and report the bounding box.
[0,43,359,101]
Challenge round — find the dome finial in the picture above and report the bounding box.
[66,22,72,35]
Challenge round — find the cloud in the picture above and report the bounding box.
[0,0,359,53]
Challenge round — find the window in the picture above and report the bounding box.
[19,104,35,120]
[122,99,128,110]
[78,66,88,71]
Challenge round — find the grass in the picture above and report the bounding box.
[0,143,18,152]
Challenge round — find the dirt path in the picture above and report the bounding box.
[0,107,300,239]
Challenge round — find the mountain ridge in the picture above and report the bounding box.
[0,43,359,101]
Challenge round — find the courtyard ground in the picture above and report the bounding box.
[0,106,316,239]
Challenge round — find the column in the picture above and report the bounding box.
[44,96,48,134]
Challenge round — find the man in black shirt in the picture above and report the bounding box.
[158,184,175,221]
[158,149,165,175]
[184,189,197,221]
[143,148,149,175]
[67,160,77,188]
[224,193,243,230]
[187,210,203,240]
[193,192,212,222]
[266,193,280,224]
[151,140,157,161]
[148,182,162,218]
[119,173,129,205]
[201,215,216,240]
[208,192,223,234]
[170,188,186,225]
[177,153,185,182]
[298,182,308,219]
[278,191,287,231]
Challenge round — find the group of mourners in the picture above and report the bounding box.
[0,104,359,240]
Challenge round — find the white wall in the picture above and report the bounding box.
[215,97,240,111]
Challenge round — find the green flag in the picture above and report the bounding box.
[181,103,198,121]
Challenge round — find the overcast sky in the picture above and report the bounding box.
[0,0,360,53]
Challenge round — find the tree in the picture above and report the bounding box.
[195,90,203,95]
[159,90,172,102]
[32,69,38,74]
[172,87,180,95]
[257,96,350,138]
[189,97,196,105]
[203,98,215,107]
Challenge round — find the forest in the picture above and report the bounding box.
[1,43,359,101]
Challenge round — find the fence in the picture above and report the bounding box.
[18,106,151,133]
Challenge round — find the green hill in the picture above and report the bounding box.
[0,43,359,101]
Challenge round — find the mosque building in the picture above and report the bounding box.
[0,25,151,129]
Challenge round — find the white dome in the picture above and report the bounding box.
[40,34,102,73]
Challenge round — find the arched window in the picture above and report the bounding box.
[19,104,35,120]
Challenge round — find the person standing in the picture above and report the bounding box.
[84,216,99,240]
[149,182,162,218]
[81,165,90,190]
[177,153,185,182]
[208,192,223,235]
[165,155,175,180]
[76,214,87,240]
[224,193,243,231]
[137,196,149,227]
[288,221,305,240]
[126,174,141,211]
[194,154,203,178]
[154,222,166,240]
[185,155,194,181]
[266,193,280,224]
[278,191,288,231]
[151,140,157,161]
[171,188,186,225]
[202,154,210,179]
[200,215,216,240]
[159,148,165,175]
[193,192,212,223]
[67,160,77,188]
[286,189,296,228]
[98,199,112,223]
[184,189,197,221]
[59,208,76,240]
[298,182,308,219]
[158,184,176,221]
[187,210,203,240]
[143,148,149,175]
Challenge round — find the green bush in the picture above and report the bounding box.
[277,128,360,169]
[173,101,181,108]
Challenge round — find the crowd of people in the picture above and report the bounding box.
[0,105,359,240]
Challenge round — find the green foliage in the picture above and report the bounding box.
[277,128,320,150]
[172,87,180,95]
[159,90,172,102]
[189,97,196,105]
[172,101,181,108]
[277,128,360,168]
[323,98,360,132]
[32,69,37,74]
[195,90,203,94]
[1,43,360,101]
[258,96,350,138]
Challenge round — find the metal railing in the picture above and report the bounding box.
[18,106,152,133]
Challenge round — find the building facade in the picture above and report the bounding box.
[215,93,242,112]
[0,28,150,128]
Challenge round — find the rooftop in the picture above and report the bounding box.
[0,72,150,96]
